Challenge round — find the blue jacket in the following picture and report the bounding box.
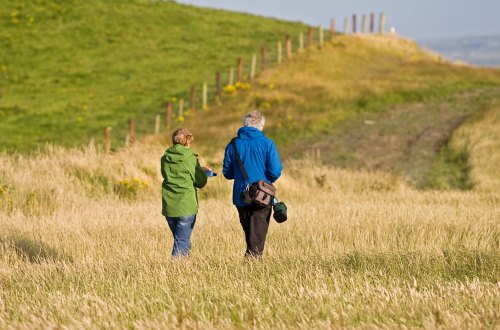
[223,127,282,206]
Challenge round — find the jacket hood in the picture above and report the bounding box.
[237,126,265,140]
[164,144,195,163]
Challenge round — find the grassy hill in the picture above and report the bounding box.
[0,0,307,151]
[165,35,500,188]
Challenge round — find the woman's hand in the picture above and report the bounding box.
[201,167,212,173]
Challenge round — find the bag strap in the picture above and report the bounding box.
[231,137,250,182]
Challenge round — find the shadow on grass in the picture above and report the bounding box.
[1,235,73,263]
[245,250,500,283]
[337,250,498,282]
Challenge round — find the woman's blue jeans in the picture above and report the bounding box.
[166,214,197,257]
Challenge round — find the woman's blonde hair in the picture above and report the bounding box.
[172,128,194,146]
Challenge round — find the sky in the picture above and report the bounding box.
[176,0,500,40]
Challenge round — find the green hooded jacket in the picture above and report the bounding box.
[161,144,207,217]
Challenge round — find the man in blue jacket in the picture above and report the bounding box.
[223,111,282,257]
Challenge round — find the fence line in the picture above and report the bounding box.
[102,13,387,153]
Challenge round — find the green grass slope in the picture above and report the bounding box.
[0,0,308,151]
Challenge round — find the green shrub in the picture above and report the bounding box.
[72,169,113,196]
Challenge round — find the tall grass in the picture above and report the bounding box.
[1,134,498,327]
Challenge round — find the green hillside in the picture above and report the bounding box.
[0,0,308,151]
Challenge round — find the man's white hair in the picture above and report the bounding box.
[242,111,266,131]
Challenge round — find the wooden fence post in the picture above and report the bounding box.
[299,32,304,51]
[343,18,348,34]
[124,134,129,147]
[104,127,111,154]
[215,72,221,97]
[379,12,385,35]
[165,101,172,130]
[190,86,196,112]
[128,118,135,144]
[330,19,336,41]
[155,114,160,134]
[362,15,367,33]
[179,99,184,118]
[229,67,234,86]
[370,13,375,33]
[319,25,324,48]
[353,14,357,34]
[237,58,243,82]
[250,54,257,80]
[286,35,292,60]
[277,41,282,64]
[202,82,208,110]
[307,27,313,47]
[261,46,267,71]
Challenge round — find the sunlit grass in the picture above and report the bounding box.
[0,126,499,327]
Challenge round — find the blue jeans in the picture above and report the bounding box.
[166,214,197,257]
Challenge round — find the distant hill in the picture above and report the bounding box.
[419,35,500,67]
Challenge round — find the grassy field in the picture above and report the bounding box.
[0,0,307,152]
[2,2,500,328]
[0,116,499,327]
[1,98,499,328]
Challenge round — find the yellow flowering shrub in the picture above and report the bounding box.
[235,82,251,91]
[224,85,236,94]
[114,178,149,198]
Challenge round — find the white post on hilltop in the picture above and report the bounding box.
[379,12,386,35]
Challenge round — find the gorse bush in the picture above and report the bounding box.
[114,177,149,198]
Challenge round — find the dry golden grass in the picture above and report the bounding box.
[1,122,499,328]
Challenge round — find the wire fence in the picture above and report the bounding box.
[103,13,387,153]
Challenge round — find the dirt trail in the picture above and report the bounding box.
[283,88,500,187]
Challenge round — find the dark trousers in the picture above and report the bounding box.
[237,204,272,257]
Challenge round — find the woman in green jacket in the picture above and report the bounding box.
[161,128,209,257]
